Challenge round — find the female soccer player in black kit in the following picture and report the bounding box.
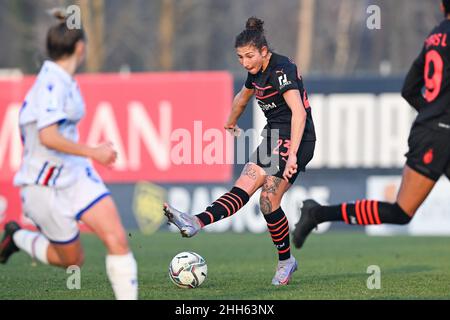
[164,17,316,285]
[293,0,450,250]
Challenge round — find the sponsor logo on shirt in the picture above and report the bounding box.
[257,101,277,111]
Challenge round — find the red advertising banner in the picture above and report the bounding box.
[1,71,233,229]
[0,72,234,184]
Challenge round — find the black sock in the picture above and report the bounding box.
[195,186,250,226]
[264,207,291,261]
[315,200,411,225]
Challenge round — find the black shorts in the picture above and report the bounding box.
[405,123,450,181]
[249,136,315,184]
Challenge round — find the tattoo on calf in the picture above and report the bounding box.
[260,196,272,214]
[262,176,282,195]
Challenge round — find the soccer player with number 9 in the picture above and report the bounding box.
[293,0,450,249]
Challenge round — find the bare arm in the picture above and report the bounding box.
[283,89,306,156]
[39,124,117,166]
[224,85,254,130]
[281,89,307,181]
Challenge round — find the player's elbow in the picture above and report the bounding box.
[400,83,418,104]
[400,87,411,101]
[293,106,307,123]
[39,132,53,149]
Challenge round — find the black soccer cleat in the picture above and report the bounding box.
[292,200,320,249]
[0,221,21,264]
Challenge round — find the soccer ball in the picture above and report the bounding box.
[168,251,207,288]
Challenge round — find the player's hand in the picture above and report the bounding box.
[224,123,241,137]
[90,142,117,167]
[282,154,298,182]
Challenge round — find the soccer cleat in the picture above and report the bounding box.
[163,203,201,238]
[271,256,298,285]
[292,199,320,249]
[0,221,21,264]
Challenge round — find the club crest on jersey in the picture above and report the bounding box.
[423,148,434,165]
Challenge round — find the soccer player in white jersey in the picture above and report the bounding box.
[0,10,138,300]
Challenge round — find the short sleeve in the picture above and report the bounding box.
[272,63,299,95]
[36,81,68,130]
[244,73,254,89]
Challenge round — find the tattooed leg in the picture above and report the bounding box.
[259,176,289,215]
[234,163,267,197]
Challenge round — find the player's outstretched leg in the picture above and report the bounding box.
[164,186,251,238]
[292,199,414,249]
[163,203,202,238]
[293,166,437,249]
[292,200,320,249]
[0,221,21,264]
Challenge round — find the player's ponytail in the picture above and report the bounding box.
[235,16,269,51]
[46,7,85,61]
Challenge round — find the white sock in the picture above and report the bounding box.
[12,230,49,264]
[106,252,138,300]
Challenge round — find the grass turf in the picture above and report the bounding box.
[1,231,449,300]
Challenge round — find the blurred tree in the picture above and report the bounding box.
[332,0,352,75]
[158,0,174,70]
[0,0,444,76]
[296,0,314,74]
[0,0,36,72]
[77,0,105,72]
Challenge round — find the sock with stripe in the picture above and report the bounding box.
[12,230,49,264]
[264,207,291,261]
[314,200,411,225]
[196,187,250,227]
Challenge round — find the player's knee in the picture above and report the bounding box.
[103,232,129,254]
[235,177,259,197]
[394,203,413,225]
[61,252,85,267]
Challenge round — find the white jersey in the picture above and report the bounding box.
[14,60,91,188]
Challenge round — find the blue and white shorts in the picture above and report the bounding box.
[20,166,110,244]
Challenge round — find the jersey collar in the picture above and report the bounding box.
[41,60,74,86]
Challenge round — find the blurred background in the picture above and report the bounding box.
[0,0,443,75]
[1,0,449,237]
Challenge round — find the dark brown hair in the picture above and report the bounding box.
[444,0,450,15]
[234,17,269,51]
[46,8,85,60]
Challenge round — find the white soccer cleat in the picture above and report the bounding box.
[271,256,298,285]
[163,203,202,238]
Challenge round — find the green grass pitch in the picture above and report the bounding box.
[1,231,449,299]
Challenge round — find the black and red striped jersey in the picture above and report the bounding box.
[244,52,316,141]
[402,19,450,132]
